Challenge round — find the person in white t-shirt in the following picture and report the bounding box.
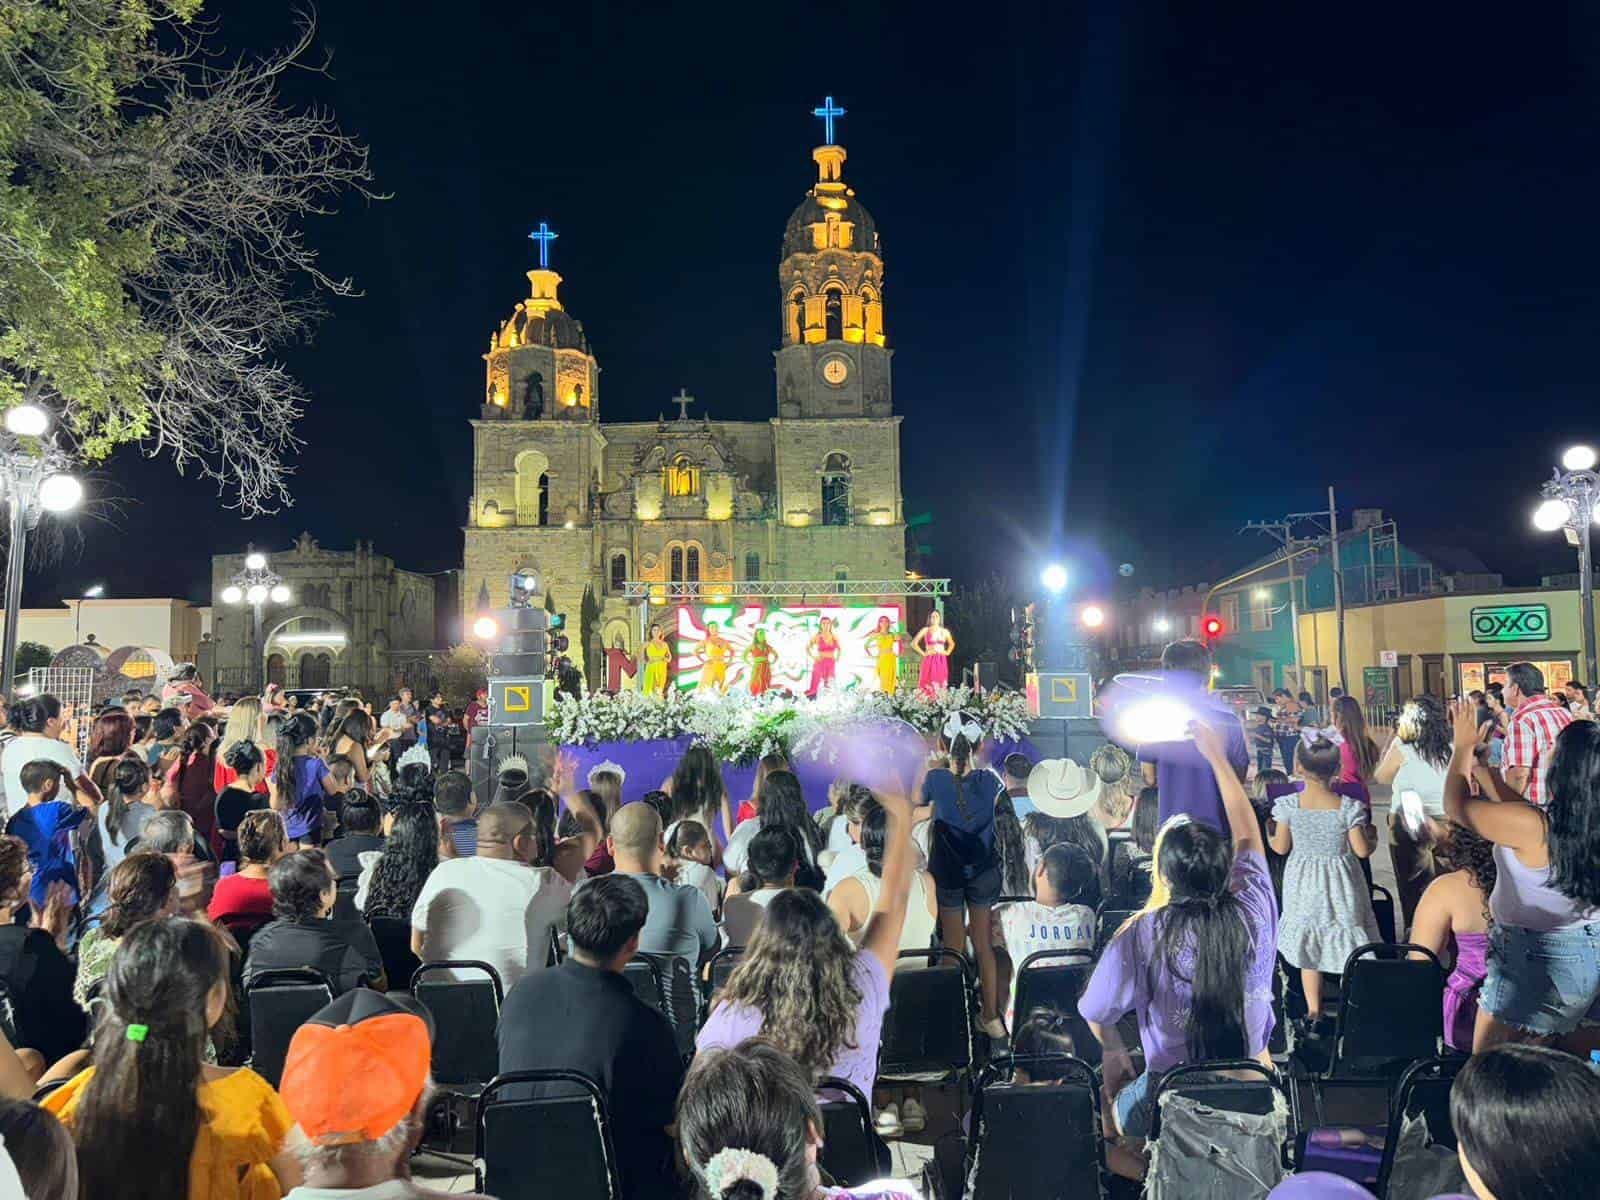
[1373,694,1456,927]
[994,842,1100,1028]
[721,827,798,948]
[665,818,722,919]
[0,695,100,819]
[410,801,574,989]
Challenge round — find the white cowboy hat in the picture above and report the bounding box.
[1025,758,1102,820]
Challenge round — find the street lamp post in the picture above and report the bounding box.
[220,549,292,692]
[1533,444,1600,688]
[75,583,104,645]
[0,405,84,699]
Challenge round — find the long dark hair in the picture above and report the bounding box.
[670,743,727,824]
[757,769,822,865]
[72,918,232,1200]
[273,711,318,809]
[1024,811,1104,869]
[1396,695,1452,770]
[521,787,559,866]
[993,792,1030,895]
[1332,696,1378,779]
[1452,1044,1600,1200]
[363,802,439,920]
[0,1098,77,1200]
[1543,720,1600,907]
[87,710,134,762]
[677,1039,821,1200]
[103,756,151,848]
[172,721,214,792]
[10,695,60,733]
[1138,821,1251,1060]
[100,853,177,939]
[1439,822,1498,919]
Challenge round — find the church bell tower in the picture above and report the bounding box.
[774,97,892,419]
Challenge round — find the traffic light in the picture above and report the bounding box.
[1202,615,1225,642]
[547,612,570,674]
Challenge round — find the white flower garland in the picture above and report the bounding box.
[548,684,1032,761]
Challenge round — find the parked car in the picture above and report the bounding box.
[1214,685,1267,721]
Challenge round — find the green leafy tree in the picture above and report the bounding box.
[0,3,376,512]
[579,584,601,687]
[14,641,51,673]
[429,643,486,708]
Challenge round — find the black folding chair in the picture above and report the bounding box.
[367,915,421,992]
[816,1075,892,1187]
[411,961,504,1090]
[1313,942,1444,1123]
[1097,908,1138,952]
[621,951,699,1057]
[1012,948,1099,1067]
[703,944,744,1011]
[243,967,334,1088]
[1371,882,1398,944]
[476,1069,622,1200]
[332,876,361,924]
[1374,1056,1463,1198]
[968,1053,1105,1200]
[1151,1058,1299,1170]
[879,947,974,1089]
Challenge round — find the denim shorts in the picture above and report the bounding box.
[1113,1069,1157,1138]
[934,862,1003,910]
[1480,920,1600,1036]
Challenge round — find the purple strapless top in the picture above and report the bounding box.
[1443,930,1488,1052]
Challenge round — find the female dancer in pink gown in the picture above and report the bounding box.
[912,610,954,695]
[805,617,840,698]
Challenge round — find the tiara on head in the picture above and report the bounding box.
[397,743,433,773]
[588,760,626,785]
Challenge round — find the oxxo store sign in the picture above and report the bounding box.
[1469,604,1551,644]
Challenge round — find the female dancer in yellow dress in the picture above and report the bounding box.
[641,624,672,697]
[746,628,776,696]
[867,615,900,692]
[697,623,733,693]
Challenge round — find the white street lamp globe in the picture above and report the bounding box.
[1533,498,1572,532]
[1563,445,1598,472]
[269,584,291,604]
[4,405,49,437]
[1041,564,1068,593]
[244,552,267,571]
[83,584,104,598]
[1081,604,1106,629]
[245,583,269,605]
[37,472,82,513]
[1153,617,1171,633]
[221,585,243,605]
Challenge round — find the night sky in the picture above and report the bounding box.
[29,2,1600,612]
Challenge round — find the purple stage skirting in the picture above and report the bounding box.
[559,734,1039,844]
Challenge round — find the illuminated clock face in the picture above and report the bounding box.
[821,357,850,387]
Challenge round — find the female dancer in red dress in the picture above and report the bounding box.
[912,610,954,696]
[746,628,776,696]
[805,617,840,699]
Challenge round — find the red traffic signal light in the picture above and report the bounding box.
[1202,615,1225,640]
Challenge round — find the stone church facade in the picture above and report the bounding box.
[462,129,907,668]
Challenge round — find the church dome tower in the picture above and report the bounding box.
[775,98,891,419]
[481,222,600,421]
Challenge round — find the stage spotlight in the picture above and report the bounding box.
[1041,563,1068,593]
[472,615,499,640]
[1081,605,1106,629]
[1562,444,1597,472]
[1153,617,1171,633]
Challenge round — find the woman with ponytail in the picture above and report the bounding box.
[162,721,218,848]
[270,712,335,848]
[920,710,1006,1038]
[96,756,154,876]
[1081,717,1278,1141]
[44,917,303,1199]
[678,1038,916,1200]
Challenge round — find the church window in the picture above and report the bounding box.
[834,567,850,583]
[821,452,852,527]
[343,582,353,612]
[670,546,685,583]
[538,473,551,526]
[824,289,843,341]
[789,290,806,344]
[610,553,628,593]
[667,455,700,498]
[686,545,701,583]
[745,552,760,581]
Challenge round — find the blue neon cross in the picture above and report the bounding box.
[811,95,846,144]
[528,221,558,269]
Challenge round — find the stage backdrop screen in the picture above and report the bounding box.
[673,604,903,693]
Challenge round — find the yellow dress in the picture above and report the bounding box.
[872,632,899,692]
[642,640,671,696]
[701,638,732,692]
[46,1066,291,1200]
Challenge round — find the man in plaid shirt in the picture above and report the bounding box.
[1501,662,1573,805]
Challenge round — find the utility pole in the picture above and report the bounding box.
[1241,518,1304,692]
[1329,486,1348,693]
